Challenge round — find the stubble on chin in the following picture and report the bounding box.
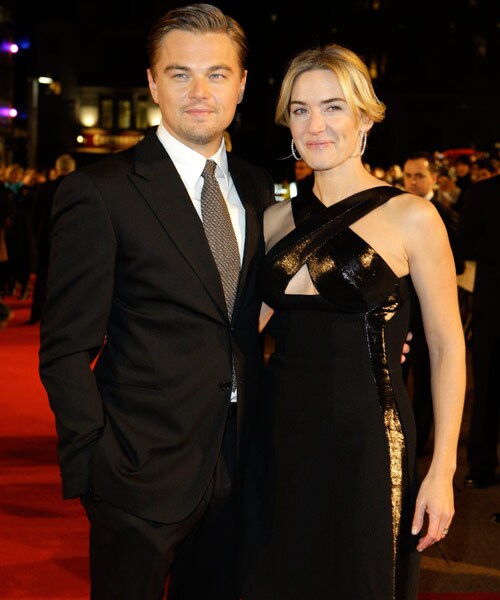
[180,119,222,147]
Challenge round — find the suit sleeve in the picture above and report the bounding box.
[39,170,116,499]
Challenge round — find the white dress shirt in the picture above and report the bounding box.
[156,123,245,262]
[156,124,244,401]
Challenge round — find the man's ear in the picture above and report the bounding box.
[147,69,158,103]
[237,70,248,105]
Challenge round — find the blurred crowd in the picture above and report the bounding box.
[0,154,76,326]
[279,148,499,206]
[366,150,499,212]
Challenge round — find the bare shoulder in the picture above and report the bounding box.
[265,198,291,217]
[264,199,294,250]
[388,192,442,232]
[264,198,293,227]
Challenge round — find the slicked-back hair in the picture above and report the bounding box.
[276,43,386,130]
[147,3,248,76]
[405,151,438,174]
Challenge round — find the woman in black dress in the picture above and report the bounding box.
[240,44,465,600]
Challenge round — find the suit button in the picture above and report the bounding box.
[219,380,232,391]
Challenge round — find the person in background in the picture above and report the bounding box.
[39,4,275,599]
[240,42,465,600]
[436,168,462,210]
[457,174,500,489]
[473,158,497,182]
[0,181,11,300]
[289,158,313,198]
[453,156,473,211]
[27,154,76,324]
[2,163,25,297]
[401,151,464,457]
[387,163,405,188]
[0,181,11,326]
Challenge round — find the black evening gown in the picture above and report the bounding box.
[241,187,421,600]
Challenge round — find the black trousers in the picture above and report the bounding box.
[81,413,238,600]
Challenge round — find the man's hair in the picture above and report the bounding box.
[55,154,76,176]
[404,151,438,174]
[147,3,248,75]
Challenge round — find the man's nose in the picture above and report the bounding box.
[190,78,209,97]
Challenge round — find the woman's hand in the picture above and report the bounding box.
[411,469,455,552]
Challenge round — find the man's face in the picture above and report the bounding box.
[147,30,247,157]
[294,160,313,181]
[403,158,436,197]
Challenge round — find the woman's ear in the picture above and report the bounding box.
[360,114,374,133]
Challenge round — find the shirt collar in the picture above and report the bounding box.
[156,123,230,188]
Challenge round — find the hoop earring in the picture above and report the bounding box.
[359,130,367,156]
[291,139,301,161]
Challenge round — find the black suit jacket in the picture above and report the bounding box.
[457,174,500,328]
[39,129,275,522]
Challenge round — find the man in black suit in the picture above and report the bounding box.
[402,152,463,456]
[39,5,275,599]
[457,174,500,488]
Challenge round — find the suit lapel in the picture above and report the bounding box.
[129,130,228,319]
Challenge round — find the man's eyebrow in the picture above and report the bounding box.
[164,64,233,72]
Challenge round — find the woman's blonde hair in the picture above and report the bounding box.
[275,44,386,129]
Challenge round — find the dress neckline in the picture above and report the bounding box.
[292,185,397,227]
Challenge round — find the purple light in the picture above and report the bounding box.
[0,107,17,118]
[0,41,23,53]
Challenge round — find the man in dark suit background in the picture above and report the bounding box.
[457,174,500,489]
[39,5,275,599]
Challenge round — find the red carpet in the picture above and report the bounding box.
[0,298,89,599]
[0,297,499,599]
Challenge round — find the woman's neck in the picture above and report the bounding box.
[313,162,383,206]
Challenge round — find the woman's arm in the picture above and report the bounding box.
[403,197,466,552]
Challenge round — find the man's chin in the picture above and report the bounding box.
[184,127,221,147]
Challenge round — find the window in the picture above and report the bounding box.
[118,99,131,129]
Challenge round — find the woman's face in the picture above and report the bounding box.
[289,69,368,172]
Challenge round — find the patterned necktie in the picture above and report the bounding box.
[200,159,240,319]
